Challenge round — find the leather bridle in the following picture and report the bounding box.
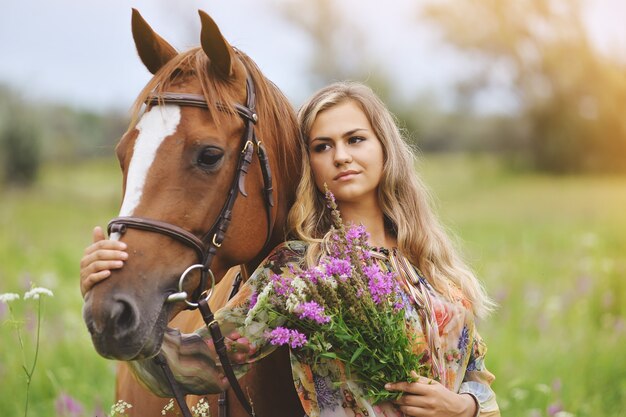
[107,67,274,417]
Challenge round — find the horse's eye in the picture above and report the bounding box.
[197,147,224,169]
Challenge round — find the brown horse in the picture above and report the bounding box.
[82,9,305,416]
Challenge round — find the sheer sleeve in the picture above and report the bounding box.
[459,332,500,416]
[129,241,308,397]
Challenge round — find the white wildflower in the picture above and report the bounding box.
[579,232,597,248]
[554,412,575,417]
[510,387,528,401]
[24,287,54,300]
[110,400,133,416]
[0,293,20,303]
[285,293,300,313]
[161,398,174,415]
[191,398,210,417]
[245,284,272,326]
[291,277,309,301]
[326,277,338,289]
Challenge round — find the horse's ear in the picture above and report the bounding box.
[198,10,234,79]
[131,8,177,75]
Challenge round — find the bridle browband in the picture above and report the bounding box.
[107,68,275,417]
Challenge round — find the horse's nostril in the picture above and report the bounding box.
[110,296,139,338]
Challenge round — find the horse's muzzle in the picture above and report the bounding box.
[83,291,167,360]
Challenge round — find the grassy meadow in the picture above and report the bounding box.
[0,154,625,416]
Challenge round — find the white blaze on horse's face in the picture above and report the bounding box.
[112,105,181,240]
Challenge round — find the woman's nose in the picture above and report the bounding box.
[333,144,352,166]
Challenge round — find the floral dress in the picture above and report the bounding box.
[131,241,500,417]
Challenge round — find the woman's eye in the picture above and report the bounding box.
[312,143,331,153]
[197,147,224,168]
[348,136,365,144]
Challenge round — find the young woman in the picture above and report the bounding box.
[80,82,500,417]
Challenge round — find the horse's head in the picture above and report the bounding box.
[83,9,302,360]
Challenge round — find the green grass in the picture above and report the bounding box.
[1,154,625,416]
[419,154,626,416]
[0,159,122,417]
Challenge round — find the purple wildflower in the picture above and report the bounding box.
[270,273,294,296]
[363,264,395,304]
[345,224,368,244]
[303,267,325,284]
[325,189,336,207]
[267,327,291,345]
[547,402,563,416]
[267,327,308,348]
[290,330,308,348]
[296,301,331,324]
[55,392,83,416]
[324,258,352,279]
[359,249,372,262]
[249,291,258,309]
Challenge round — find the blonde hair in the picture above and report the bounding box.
[288,81,495,318]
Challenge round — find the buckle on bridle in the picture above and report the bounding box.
[166,264,215,308]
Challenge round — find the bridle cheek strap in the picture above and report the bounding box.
[198,298,255,416]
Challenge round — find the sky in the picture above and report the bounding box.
[0,0,624,113]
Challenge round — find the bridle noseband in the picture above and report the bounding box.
[108,68,275,417]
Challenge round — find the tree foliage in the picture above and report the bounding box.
[277,0,428,147]
[0,110,41,187]
[421,0,626,172]
[0,85,127,187]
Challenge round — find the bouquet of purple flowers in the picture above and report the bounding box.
[245,188,429,403]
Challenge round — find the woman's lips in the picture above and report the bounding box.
[334,171,359,181]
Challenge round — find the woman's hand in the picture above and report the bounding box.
[385,371,477,417]
[203,330,258,365]
[79,226,128,297]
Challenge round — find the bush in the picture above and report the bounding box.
[0,114,42,187]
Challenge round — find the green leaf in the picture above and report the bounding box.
[350,345,366,364]
[320,352,338,360]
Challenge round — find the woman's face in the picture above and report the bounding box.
[308,100,384,206]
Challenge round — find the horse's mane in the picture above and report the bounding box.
[127,47,302,186]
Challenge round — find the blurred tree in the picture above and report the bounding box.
[275,0,427,147]
[421,0,626,172]
[0,84,127,174]
[277,0,368,89]
[0,107,41,187]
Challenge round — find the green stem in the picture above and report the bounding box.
[10,305,29,371]
[23,298,42,417]
[8,304,31,417]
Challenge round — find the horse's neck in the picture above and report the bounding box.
[207,266,243,311]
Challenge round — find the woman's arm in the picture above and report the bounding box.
[128,324,258,396]
[130,275,286,397]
